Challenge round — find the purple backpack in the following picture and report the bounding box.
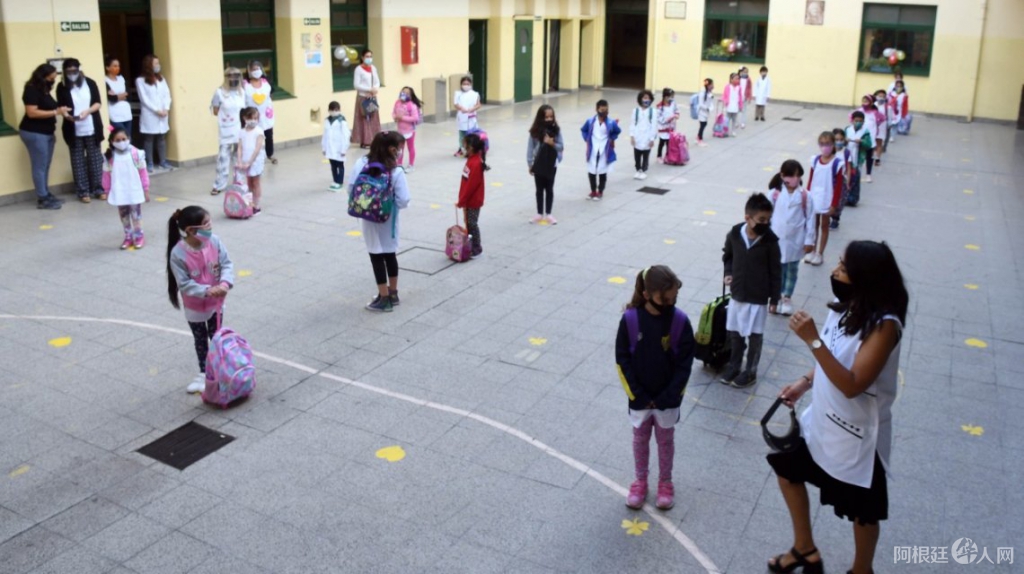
[624,307,689,355]
[202,317,256,409]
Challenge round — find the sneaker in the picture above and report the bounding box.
[79,195,91,204]
[545,215,558,225]
[638,172,648,180]
[389,291,400,306]
[328,183,343,192]
[803,252,814,264]
[37,198,62,210]
[633,171,641,180]
[405,166,415,173]
[94,193,107,200]
[530,214,544,224]
[730,371,757,389]
[730,133,738,138]
[588,191,597,201]
[252,207,262,216]
[159,162,174,171]
[365,295,394,313]
[846,200,858,207]
[186,374,206,394]
[741,123,747,129]
[874,159,881,167]
[719,365,741,384]
[697,140,708,147]
[453,149,464,157]
[120,236,133,250]
[864,174,873,183]
[626,479,648,510]
[596,192,604,201]
[778,300,793,316]
[829,219,839,230]
[655,481,675,510]
[811,253,824,266]
[133,233,145,249]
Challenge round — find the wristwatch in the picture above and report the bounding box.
[809,339,823,351]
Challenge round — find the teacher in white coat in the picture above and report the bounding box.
[136,54,172,174]
[351,48,381,149]
[210,67,245,195]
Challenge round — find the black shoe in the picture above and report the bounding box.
[388,291,400,306]
[37,198,63,210]
[730,371,757,388]
[768,547,822,574]
[829,219,839,230]
[719,365,741,384]
[846,200,858,207]
[365,295,393,312]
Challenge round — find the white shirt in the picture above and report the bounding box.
[801,311,902,488]
[352,156,411,254]
[105,147,147,206]
[244,80,274,130]
[656,102,679,139]
[211,88,245,145]
[136,77,171,134]
[105,75,132,122]
[807,155,841,214]
[629,105,657,150]
[769,187,816,263]
[353,65,380,97]
[754,75,772,106]
[723,84,742,113]
[70,84,94,137]
[454,89,480,131]
[322,116,352,162]
[697,91,715,122]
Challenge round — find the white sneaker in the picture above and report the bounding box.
[328,183,342,192]
[187,374,206,394]
[639,172,648,180]
[779,300,793,316]
[811,253,824,266]
[803,252,814,264]
[405,166,415,173]
[633,171,642,180]
[865,174,873,183]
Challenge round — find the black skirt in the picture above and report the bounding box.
[767,437,888,525]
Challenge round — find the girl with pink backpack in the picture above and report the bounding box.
[166,206,235,393]
[101,127,150,250]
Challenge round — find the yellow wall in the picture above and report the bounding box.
[973,0,1024,121]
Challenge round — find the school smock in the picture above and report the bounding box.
[457,154,485,209]
[352,156,411,254]
[754,76,772,106]
[844,125,873,167]
[656,101,679,139]
[697,91,715,123]
[321,115,352,162]
[581,115,621,174]
[103,147,149,206]
[723,84,743,113]
[629,105,657,151]
[211,87,245,145]
[801,310,902,488]
[244,80,275,131]
[453,89,480,131]
[136,76,171,134]
[238,127,266,177]
[104,75,132,123]
[807,154,844,214]
[769,187,816,264]
[615,305,695,424]
[169,234,234,323]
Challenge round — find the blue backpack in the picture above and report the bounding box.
[624,307,689,355]
[689,93,701,120]
[348,161,394,225]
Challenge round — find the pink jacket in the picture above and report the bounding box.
[392,100,421,137]
[169,235,234,316]
[722,84,744,111]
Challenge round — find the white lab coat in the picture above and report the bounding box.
[769,187,816,264]
[629,105,657,151]
[352,156,411,254]
[322,116,352,162]
[754,76,772,106]
[136,77,171,134]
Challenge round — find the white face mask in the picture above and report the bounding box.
[251,69,263,79]
[461,85,471,92]
[363,57,373,65]
[152,64,161,74]
[245,120,258,129]
[329,111,340,117]
[66,73,80,83]
[112,140,129,151]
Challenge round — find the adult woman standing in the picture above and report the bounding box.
[136,54,172,173]
[350,49,381,149]
[19,64,69,209]
[104,56,133,137]
[243,61,276,164]
[55,58,105,203]
[210,67,245,195]
[766,240,908,574]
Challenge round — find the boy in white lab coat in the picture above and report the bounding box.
[629,89,657,180]
[754,66,772,122]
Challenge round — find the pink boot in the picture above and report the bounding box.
[656,481,675,510]
[626,480,648,509]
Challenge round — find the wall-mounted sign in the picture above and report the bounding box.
[60,21,91,32]
[665,2,686,19]
[303,17,321,26]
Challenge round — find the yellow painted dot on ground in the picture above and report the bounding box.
[321,159,330,164]
[621,518,649,536]
[735,187,748,194]
[537,219,549,226]
[237,270,253,277]
[963,189,974,195]
[39,225,53,230]
[762,166,774,172]
[154,197,169,202]
[442,132,452,136]
[961,158,972,163]
[663,239,677,245]
[965,244,981,251]
[48,337,72,348]
[375,445,406,462]
[491,182,504,187]
[964,338,988,349]
[703,210,717,216]
[529,337,548,346]
[961,424,984,437]
[8,465,30,478]
[429,203,440,209]
[607,276,627,284]
[346,230,363,237]
[148,367,159,376]
[964,284,980,290]
[965,215,976,221]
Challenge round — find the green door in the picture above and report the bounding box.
[468,20,488,103]
[514,20,533,103]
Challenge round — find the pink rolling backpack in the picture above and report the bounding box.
[223,169,254,219]
[664,131,689,166]
[202,314,256,408]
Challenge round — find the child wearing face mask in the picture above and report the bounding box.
[829,128,854,230]
[457,133,489,257]
[696,78,715,146]
[737,67,753,128]
[581,99,621,200]
[630,89,657,179]
[527,104,564,223]
[753,66,771,121]
[804,132,844,267]
[722,73,744,137]
[166,206,234,394]
[244,61,276,164]
[453,76,481,157]
[237,107,266,214]
[322,101,351,191]
[768,160,814,316]
[844,112,874,207]
[616,265,695,511]
[102,127,150,250]
[872,89,890,165]
[721,193,781,388]
[392,86,423,172]
[655,88,679,161]
[890,81,909,141]
[849,96,882,182]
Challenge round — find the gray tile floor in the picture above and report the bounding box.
[1,88,1022,573]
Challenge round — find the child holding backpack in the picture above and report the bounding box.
[768,160,815,316]
[322,101,351,192]
[350,131,411,312]
[721,193,782,388]
[456,133,488,258]
[581,99,621,201]
[166,206,234,393]
[527,104,563,224]
[804,132,845,266]
[655,88,679,161]
[237,107,265,215]
[629,89,657,180]
[615,265,695,511]
[102,127,150,250]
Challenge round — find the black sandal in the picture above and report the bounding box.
[768,547,823,573]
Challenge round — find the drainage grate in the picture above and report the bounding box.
[637,186,670,195]
[782,117,803,121]
[397,246,458,275]
[137,422,234,470]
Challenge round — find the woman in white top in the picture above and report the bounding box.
[767,240,908,574]
[55,58,105,202]
[351,49,382,149]
[104,56,133,138]
[244,60,276,164]
[135,54,172,173]
[210,67,245,195]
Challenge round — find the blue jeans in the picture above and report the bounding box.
[781,261,800,298]
[19,130,56,200]
[110,119,133,141]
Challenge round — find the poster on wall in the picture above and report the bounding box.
[305,50,323,68]
[805,0,825,25]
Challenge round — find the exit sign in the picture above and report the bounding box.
[303,17,321,26]
[60,21,91,32]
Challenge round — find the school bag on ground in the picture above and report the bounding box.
[689,93,700,120]
[712,113,729,138]
[624,307,690,355]
[664,132,689,166]
[223,169,254,219]
[896,114,913,135]
[445,207,472,263]
[348,162,394,223]
[203,315,256,408]
[694,286,731,369]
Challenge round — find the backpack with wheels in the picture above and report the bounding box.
[694,287,731,369]
[446,207,472,263]
[202,314,256,409]
[896,113,913,135]
[712,113,729,138]
[689,93,700,120]
[348,161,394,223]
[664,131,689,166]
[223,169,254,219]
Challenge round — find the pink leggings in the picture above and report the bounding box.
[398,133,416,167]
[633,416,675,482]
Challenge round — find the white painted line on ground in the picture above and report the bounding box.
[0,314,722,574]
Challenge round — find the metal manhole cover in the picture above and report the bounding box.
[397,246,458,275]
[637,186,669,195]
[137,422,234,470]
[783,117,803,121]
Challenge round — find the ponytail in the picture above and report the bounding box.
[768,172,783,191]
[626,265,682,310]
[165,206,209,309]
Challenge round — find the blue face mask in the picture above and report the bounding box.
[399,93,409,102]
[195,228,212,239]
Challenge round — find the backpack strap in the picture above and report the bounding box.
[668,308,688,355]
[771,189,780,204]
[800,190,808,215]
[625,308,640,354]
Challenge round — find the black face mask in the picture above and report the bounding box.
[597,111,608,118]
[651,301,675,315]
[831,276,855,303]
[753,222,771,236]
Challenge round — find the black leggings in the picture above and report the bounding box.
[587,173,607,193]
[865,153,874,175]
[188,313,220,373]
[264,128,274,158]
[633,149,651,172]
[657,138,669,158]
[369,252,399,285]
[698,121,708,141]
[534,171,555,214]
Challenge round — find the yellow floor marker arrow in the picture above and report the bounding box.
[964,284,979,290]
[237,270,253,277]
[376,445,406,462]
[529,337,548,346]
[965,244,980,251]
[961,424,984,437]
[622,518,649,536]
[154,197,169,202]
[48,337,72,348]
[608,276,627,284]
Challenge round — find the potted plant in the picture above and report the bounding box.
[704,45,732,61]
[861,57,892,73]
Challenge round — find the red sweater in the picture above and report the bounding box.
[457,154,485,209]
